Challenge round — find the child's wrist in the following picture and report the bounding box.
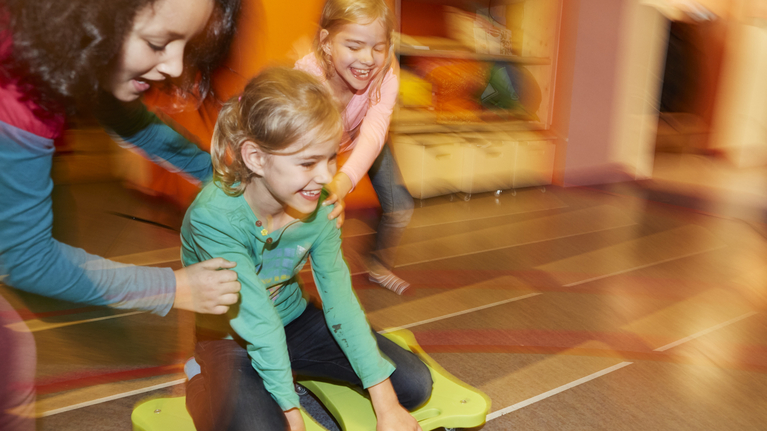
[368,378,400,415]
[333,172,353,198]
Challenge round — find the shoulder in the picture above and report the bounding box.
[187,183,251,231]
[381,65,399,91]
[294,53,325,79]
[0,84,65,139]
[190,182,225,209]
[0,33,66,139]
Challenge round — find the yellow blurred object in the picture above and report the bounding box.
[399,70,433,108]
[131,397,326,431]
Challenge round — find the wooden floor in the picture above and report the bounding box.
[2,152,766,430]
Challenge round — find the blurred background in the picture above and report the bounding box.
[4,0,767,429]
[52,0,767,213]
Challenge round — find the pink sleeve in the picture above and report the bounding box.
[339,68,399,188]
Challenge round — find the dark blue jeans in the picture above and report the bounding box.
[186,303,433,431]
[368,144,414,270]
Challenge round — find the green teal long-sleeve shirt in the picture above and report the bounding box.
[180,182,395,410]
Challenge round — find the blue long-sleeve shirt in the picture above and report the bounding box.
[0,93,212,315]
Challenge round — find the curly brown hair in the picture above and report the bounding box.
[0,0,239,115]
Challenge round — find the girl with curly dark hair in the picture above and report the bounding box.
[0,0,240,428]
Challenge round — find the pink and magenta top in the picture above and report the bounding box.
[295,53,399,188]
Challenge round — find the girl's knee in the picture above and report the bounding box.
[408,370,434,410]
[383,204,413,229]
[396,358,433,410]
[393,185,415,216]
[375,334,433,409]
[399,197,415,221]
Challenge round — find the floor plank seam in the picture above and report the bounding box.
[395,221,638,268]
[39,378,186,418]
[562,244,729,287]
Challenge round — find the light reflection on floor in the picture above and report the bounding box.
[2,148,765,430]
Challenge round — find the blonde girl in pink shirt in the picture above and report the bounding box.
[295,0,413,294]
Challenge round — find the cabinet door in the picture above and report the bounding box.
[392,134,465,199]
[512,141,555,188]
[460,138,516,194]
[391,135,425,199]
[420,134,464,199]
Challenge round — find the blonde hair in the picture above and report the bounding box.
[314,0,395,105]
[211,67,343,196]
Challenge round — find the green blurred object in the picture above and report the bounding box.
[481,63,539,121]
[481,64,520,110]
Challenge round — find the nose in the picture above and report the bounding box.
[314,161,334,185]
[156,46,185,78]
[359,48,374,66]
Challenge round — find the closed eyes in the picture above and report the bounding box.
[147,41,166,52]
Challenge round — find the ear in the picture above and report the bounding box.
[241,140,267,177]
[319,29,331,55]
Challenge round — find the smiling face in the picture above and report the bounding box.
[245,132,340,220]
[105,0,214,102]
[322,19,388,94]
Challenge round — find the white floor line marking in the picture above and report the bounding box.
[36,294,541,416]
[486,362,633,421]
[11,311,145,333]
[379,292,542,333]
[563,245,728,287]
[109,247,181,266]
[484,310,758,421]
[395,222,637,268]
[654,311,759,352]
[40,378,187,417]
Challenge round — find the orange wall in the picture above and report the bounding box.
[141,0,325,205]
[400,2,448,37]
[183,0,327,144]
